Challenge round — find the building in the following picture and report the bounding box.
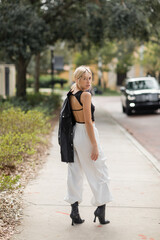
[0,64,16,98]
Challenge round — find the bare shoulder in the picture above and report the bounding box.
[81,91,91,104]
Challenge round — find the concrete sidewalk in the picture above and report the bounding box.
[11,104,160,240]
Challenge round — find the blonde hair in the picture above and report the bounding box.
[71,65,92,91]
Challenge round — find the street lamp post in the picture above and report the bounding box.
[98,55,102,87]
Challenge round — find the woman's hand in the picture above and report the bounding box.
[91,144,99,161]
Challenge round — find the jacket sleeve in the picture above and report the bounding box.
[58,117,61,145]
[57,97,67,146]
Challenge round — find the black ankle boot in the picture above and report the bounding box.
[70,201,85,226]
[93,204,110,224]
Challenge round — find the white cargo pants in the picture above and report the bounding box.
[64,122,113,206]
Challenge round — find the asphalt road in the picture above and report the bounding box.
[93,96,160,162]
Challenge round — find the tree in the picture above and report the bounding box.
[0,0,98,96]
[139,0,160,45]
[104,0,150,41]
[140,42,160,80]
[115,40,136,85]
[0,2,47,97]
[1,0,160,96]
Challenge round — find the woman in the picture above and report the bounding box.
[64,65,112,225]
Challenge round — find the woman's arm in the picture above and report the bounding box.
[81,92,99,161]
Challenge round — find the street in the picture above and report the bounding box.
[93,96,160,162]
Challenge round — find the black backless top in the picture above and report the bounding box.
[71,90,95,123]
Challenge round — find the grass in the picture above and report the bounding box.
[100,88,121,96]
[27,86,121,96]
[93,86,121,96]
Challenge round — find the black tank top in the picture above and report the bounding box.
[71,90,95,122]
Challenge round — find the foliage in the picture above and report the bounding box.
[105,0,150,41]
[0,107,51,167]
[74,41,117,70]
[27,50,51,76]
[0,2,47,62]
[73,39,135,79]
[140,42,160,78]
[0,131,37,166]
[27,75,68,88]
[0,107,50,135]
[141,0,160,45]
[44,0,92,47]
[1,0,160,97]
[0,92,62,115]
[33,93,62,115]
[99,42,117,69]
[0,0,85,96]
[0,101,13,112]
[0,174,21,191]
[0,91,61,191]
[93,86,120,96]
[74,51,93,67]
[115,40,136,74]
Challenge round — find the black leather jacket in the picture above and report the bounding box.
[58,90,75,163]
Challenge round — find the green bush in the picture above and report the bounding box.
[5,96,32,112]
[1,92,62,115]
[0,132,37,166]
[0,174,21,191]
[0,107,51,167]
[34,93,62,115]
[27,92,47,106]
[0,92,61,191]
[0,107,50,135]
[0,101,13,112]
[27,75,68,88]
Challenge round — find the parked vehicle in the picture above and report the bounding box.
[120,77,160,115]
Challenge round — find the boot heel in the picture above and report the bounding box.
[70,202,85,226]
[93,205,110,225]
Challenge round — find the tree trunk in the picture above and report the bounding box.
[16,58,27,98]
[158,72,160,84]
[98,56,102,87]
[117,72,127,86]
[34,53,40,93]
